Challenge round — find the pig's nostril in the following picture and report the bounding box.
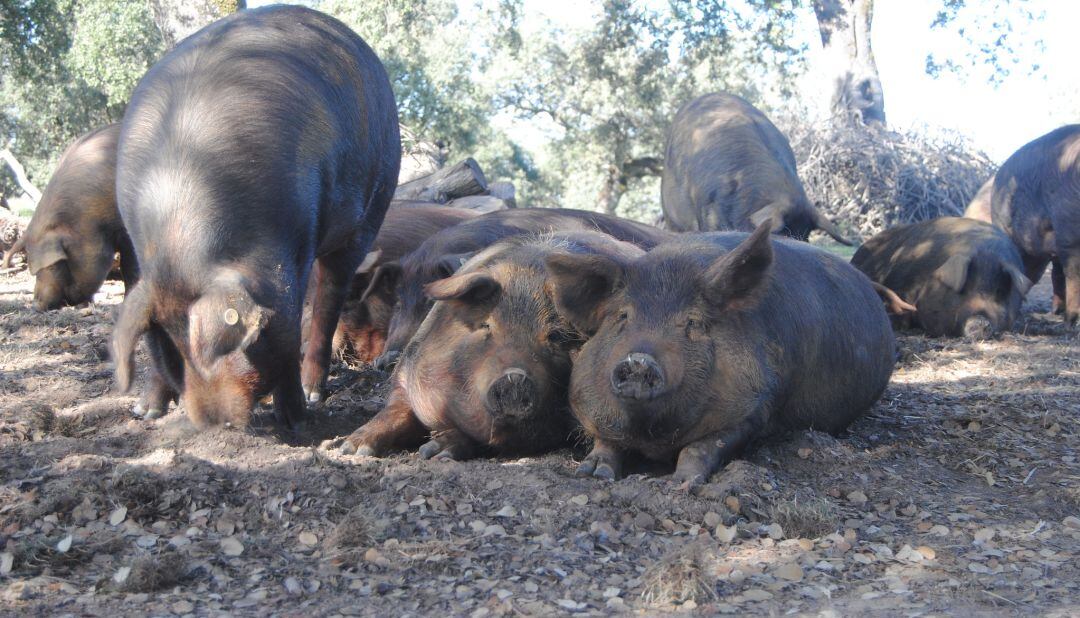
[487,368,536,417]
[963,315,993,340]
[611,352,665,400]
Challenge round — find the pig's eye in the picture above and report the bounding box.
[546,329,575,348]
[616,311,628,322]
[685,318,706,336]
[478,321,491,331]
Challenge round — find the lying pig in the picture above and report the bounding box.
[992,124,1080,323]
[372,208,671,370]
[332,206,476,363]
[545,223,895,483]
[4,124,132,311]
[339,231,646,459]
[112,6,400,428]
[851,217,1031,339]
[661,92,849,244]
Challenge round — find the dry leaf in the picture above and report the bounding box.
[108,506,127,526]
[298,531,318,546]
[0,552,12,575]
[56,535,72,553]
[220,536,244,556]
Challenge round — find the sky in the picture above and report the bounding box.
[251,0,1080,164]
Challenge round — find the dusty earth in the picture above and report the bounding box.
[0,254,1078,617]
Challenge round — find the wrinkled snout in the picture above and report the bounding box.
[486,367,536,418]
[962,315,994,340]
[611,352,666,400]
[373,349,400,371]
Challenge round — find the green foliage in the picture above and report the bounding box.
[68,1,164,111]
[927,0,1046,85]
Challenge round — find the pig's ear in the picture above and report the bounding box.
[545,252,623,335]
[704,221,773,311]
[354,249,383,274]
[1002,262,1033,296]
[189,281,273,376]
[934,254,971,292]
[112,282,152,393]
[748,204,783,233]
[27,235,67,275]
[424,272,501,305]
[359,262,401,303]
[434,252,476,279]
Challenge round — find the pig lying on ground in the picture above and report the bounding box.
[991,124,1080,324]
[372,208,672,370]
[851,217,1031,339]
[661,92,849,245]
[112,6,400,428]
[339,231,646,459]
[545,223,895,484]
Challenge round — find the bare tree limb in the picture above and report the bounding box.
[0,149,42,204]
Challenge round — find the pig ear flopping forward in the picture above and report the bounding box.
[1002,262,1033,296]
[544,252,623,336]
[434,252,476,279]
[424,271,501,305]
[27,235,67,275]
[113,281,152,393]
[359,261,402,304]
[704,221,774,311]
[934,254,972,292]
[188,280,273,377]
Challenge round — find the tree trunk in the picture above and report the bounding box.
[444,195,511,214]
[813,0,886,126]
[393,158,488,203]
[0,149,42,204]
[597,165,626,215]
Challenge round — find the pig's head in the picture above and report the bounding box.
[546,224,774,448]
[412,253,578,452]
[113,269,283,427]
[916,250,1031,339]
[375,252,472,370]
[26,226,115,311]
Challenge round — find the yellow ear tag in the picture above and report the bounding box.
[223,308,240,325]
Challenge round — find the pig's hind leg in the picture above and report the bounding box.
[673,415,763,486]
[302,252,362,403]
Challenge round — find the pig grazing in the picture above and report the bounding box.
[991,124,1080,323]
[963,178,994,223]
[340,232,646,459]
[8,124,131,311]
[851,217,1031,339]
[545,223,894,483]
[661,92,849,244]
[332,206,477,363]
[112,6,400,428]
[372,208,671,370]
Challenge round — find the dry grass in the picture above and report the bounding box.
[640,542,719,606]
[323,505,373,560]
[117,551,187,593]
[783,117,995,240]
[12,530,126,576]
[767,494,838,539]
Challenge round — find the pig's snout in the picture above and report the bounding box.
[611,352,666,400]
[962,315,994,340]
[487,367,536,418]
[374,349,400,371]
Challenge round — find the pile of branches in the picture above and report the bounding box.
[785,119,995,240]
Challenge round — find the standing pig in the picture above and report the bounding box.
[963,177,994,223]
[5,124,132,310]
[340,231,645,459]
[545,223,894,483]
[372,208,671,370]
[112,6,400,428]
[992,124,1080,323]
[661,92,849,244]
[331,206,477,363]
[851,217,1031,339]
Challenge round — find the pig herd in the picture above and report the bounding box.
[6,5,1078,485]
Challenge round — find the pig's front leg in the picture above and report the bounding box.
[576,439,625,480]
[417,426,477,461]
[340,386,427,456]
[673,416,763,485]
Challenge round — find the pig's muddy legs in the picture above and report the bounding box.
[340,393,426,456]
[673,416,762,486]
[577,440,624,480]
[418,427,476,461]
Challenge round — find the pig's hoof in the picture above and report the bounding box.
[132,403,146,418]
[576,457,618,480]
[671,470,706,489]
[339,440,357,455]
[340,439,376,457]
[305,390,322,404]
[143,407,166,420]
[418,440,443,460]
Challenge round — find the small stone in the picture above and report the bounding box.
[284,577,302,595]
[172,600,194,613]
[603,587,621,598]
[495,506,517,518]
[743,589,773,601]
[570,494,589,506]
[298,531,318,546]
[774,562,803,581]
[724,496,740,512]
[1062,516,1080,530]
[764,523,784,540]
[56,535,72,553]
[113,566,131,584]
[847,491,868,505]
[633,512,655,529]
[916,546,936,560]
[220,536,244,557]
[715,524,737,543]
[483,524,507,537]
[974,527,995,544]
[0,553,11,575]
[703,512,722,528]
[109,506,127,526]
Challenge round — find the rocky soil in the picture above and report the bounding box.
[0,263,1077,616]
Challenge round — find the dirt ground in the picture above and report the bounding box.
[0,258,1077,617]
